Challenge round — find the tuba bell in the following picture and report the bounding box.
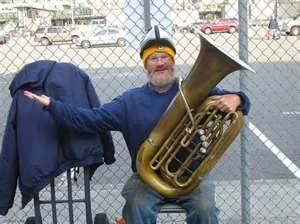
[136,31,255,198]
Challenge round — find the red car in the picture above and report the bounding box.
[200,18,239,34]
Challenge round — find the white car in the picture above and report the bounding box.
[281,17,300,36]
[78,27,127,48]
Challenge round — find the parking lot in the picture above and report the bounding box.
[0,26,299,75]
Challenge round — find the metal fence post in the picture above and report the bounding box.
[239,0,251,223]
[143,0,151,31]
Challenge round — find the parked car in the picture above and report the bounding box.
[33,26,80,46]
[190,20,209,33]
[281,17,300,36]
[0,29,8,44]
[199,18,239,34]
[172,23,193,33]
[77,27,127,48]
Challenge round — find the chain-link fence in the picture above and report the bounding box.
[0,0,299,223]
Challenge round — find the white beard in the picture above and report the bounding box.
[148,68,175,89]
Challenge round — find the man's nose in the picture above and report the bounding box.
[157,57,167,65]
[156,58,164,65]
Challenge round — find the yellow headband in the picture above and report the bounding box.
[142,46,176,66]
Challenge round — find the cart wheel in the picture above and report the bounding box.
[94,213,110,224]
[24,216,37,224]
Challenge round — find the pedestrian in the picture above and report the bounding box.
[267,16,280,39]
[24,25,251,224]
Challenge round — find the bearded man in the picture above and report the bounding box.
[24,25,250,224]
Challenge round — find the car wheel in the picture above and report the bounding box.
[71,35,79,43]
[81,40,91,49]
[41,38,50,46]
[24,216,37,224]
[229,27,236,33]
[204,28,211,34]
[117,38,127,47]
[290,26,300,36]
[94,213,110,224]
[1,38,7,44]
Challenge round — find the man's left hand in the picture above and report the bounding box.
[210,94,241,112]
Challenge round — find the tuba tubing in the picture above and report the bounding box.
[137,31,255,198]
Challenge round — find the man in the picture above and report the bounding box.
[267,16,280,40]
[24,25,250,224]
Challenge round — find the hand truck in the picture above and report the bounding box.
[24,167,110,224]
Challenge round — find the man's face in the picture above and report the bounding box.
[145,52,175,89]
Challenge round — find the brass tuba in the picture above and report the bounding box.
[136,31,255,198]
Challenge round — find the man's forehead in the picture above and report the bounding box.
[150,51,170,56]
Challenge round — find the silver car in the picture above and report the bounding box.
[78,27,127,48]
[33,26,80,46]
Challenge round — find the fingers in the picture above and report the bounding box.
[24,91,42,102]
[23,91,50,107]
[210,95,237,112]
[210,96,226,110]
[24,90,37,100]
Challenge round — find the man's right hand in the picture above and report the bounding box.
[24,91,50,107]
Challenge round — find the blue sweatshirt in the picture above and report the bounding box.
[48,81,250,171]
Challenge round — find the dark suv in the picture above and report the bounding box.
[33,26,80,46]
[199,18,239,34]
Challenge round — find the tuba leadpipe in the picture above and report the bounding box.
[137,31,255,198]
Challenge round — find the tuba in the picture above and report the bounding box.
[136,31,255,198]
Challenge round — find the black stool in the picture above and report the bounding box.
[159,202,185,213]
[158,202,186,223]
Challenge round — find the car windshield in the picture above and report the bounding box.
[48,28,58,33]
[96,30,106,36]
[108,29,119,34]
[35,28,45,33]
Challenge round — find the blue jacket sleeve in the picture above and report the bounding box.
[0,99,18,216]
[209,86,251,115]
[47,96,126,134]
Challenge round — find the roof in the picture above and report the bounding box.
[13,3,67,11]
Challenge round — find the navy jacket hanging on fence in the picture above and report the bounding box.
[0,60,115,216]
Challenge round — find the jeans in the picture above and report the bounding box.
[270,29,280,39]
[121,173,219,224]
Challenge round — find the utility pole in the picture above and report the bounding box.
[274,0,278,18]
[71,0,75,26]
